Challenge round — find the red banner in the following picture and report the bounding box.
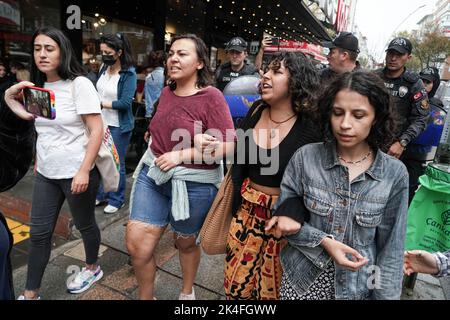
[265,40,327,62]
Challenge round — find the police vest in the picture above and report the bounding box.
[216,62,259,92]
[375,69,426,137]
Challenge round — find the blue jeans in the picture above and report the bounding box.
[97,126,132,208]
[130,164,217,237]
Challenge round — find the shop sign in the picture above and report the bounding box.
[316,0,339,25]
[335,0,351,32]
[265,40,327,62]
[315,0,351,31]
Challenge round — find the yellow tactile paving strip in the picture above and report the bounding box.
[5,217,30,245]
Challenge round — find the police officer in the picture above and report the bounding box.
[215,36,259,92]
[375,37,430,203]
[409,67,446,163]
[321,32,361,84]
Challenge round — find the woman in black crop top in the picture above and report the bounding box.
[224,51,322,300]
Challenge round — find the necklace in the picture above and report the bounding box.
[268,109,296,139]
[338,150,372,165]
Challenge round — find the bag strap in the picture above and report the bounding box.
[238,101,265,130]
[98,64,108,80]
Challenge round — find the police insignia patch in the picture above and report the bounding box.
[399,86,408,98]
[421,100,429,110]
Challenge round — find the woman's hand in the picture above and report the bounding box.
[71,169,90,194]
[321,237,369,272]
[144,131,151,143]
[404,250,439,276]
[4,81,36,121]
[265,216,302,238]
[155,151,182,172]
[194,134,220,153]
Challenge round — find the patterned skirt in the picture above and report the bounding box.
[224,178,286,300]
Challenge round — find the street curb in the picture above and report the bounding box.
[0,192,72,239]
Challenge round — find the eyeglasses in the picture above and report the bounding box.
[422,79,432,85]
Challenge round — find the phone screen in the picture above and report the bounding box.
[23,87,56,120]
[271,37,280,46]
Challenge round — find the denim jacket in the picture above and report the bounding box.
[110,67,137,133]
[275,142,409,300]
[144,67,165,117]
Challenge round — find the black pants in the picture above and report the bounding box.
[26,168,101,290]
[401,158,426,204]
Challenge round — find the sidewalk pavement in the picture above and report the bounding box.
[7,166,450,300]
[12,213,226,300]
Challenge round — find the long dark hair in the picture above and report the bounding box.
[30,27,86,86]
[261,51,320,116]
[319,71,396,151]
[167,34,213,90]
[99,33,135,70]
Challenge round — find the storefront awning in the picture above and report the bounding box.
[76,0,332,49]
[207,0,332,45]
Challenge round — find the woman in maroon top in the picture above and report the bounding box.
[126,34,235,300]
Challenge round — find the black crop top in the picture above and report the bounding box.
[245,117,305,187]
[234,103,322,187]
[231,101,322,215]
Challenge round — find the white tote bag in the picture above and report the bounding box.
[72,77,120,192]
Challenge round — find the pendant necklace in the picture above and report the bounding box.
[268,109,296,139]
[338,150,372,165]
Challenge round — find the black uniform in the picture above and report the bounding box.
[319,61,361,85]
[215,61,259,92]
[375,68,430,202]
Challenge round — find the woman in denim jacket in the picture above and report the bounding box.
[266,71,409,300]
[96,33,137,214]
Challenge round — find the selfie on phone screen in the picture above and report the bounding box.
[23,87,56,119]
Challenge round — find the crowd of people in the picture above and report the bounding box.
[0,26,449,301]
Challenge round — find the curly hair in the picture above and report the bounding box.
[167,34,213,90]
[319,70,396,152]
[262,51,320,117]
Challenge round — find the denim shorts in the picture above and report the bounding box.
[130,164,218,237]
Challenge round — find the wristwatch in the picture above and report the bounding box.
[399,139,408,148]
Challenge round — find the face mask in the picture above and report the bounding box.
[102,55,117,66]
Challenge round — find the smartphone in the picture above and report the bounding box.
[271,37,280,46]
[23,86,56,120]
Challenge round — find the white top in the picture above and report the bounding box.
[96,71,120,127]
[35,77,101,179]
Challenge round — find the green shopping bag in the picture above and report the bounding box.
[405,164,450,253]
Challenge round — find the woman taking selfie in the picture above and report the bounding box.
[13,27,104,300]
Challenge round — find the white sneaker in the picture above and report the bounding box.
[103,204,124,214]
[179,287,196,300]
[67,266,103,294]
[17,295,41,300]
[95,199,107,206]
